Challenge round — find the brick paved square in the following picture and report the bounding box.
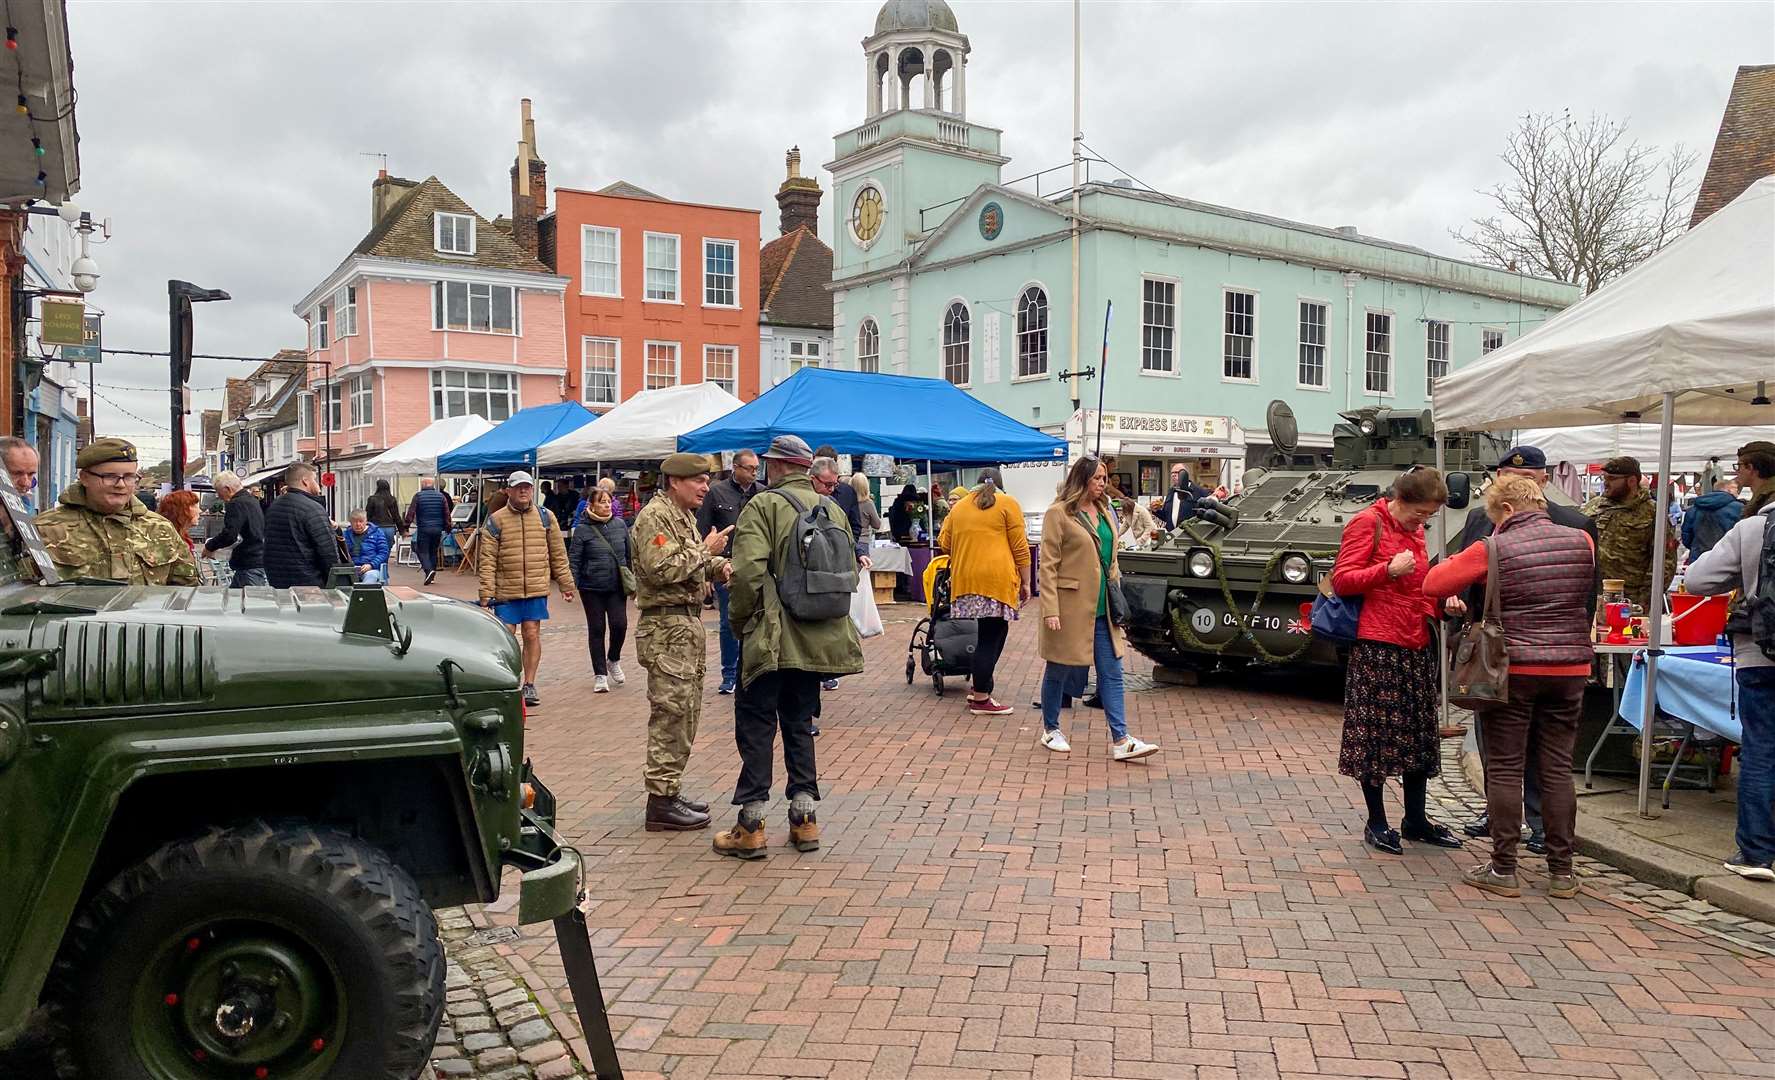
[410,567,1775,1079]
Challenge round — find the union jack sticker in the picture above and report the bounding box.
[1287,616,1312,635]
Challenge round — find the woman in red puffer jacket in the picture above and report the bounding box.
[1329,466,1464,857]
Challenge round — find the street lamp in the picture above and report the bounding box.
[169,280,230,489]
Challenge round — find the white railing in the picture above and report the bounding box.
[936,120,969,146]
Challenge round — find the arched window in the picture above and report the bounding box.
[857,318,880,373]
[1016,286,1048,378]
[942,302,970,386]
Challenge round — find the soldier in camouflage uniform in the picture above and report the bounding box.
[36,438,198,586]
[632,452,733,831]
[1583,456,1674,613]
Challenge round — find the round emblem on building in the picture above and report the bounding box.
[850,183,885,249]
[979,200,1004,241]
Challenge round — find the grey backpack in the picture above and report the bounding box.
[1724,512,1775,661]
[770,489,859,621]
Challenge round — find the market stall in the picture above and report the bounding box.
[437,402,598,474]
[1433,174,1775,815]
[364,414,494,480]
[1517,423,1774,474]
[537,383,741,467]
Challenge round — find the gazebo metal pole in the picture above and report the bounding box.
[1636,392,1677,817]
[1433,431,1449,734]
[926,460,935,539]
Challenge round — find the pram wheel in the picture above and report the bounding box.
[933,672,945,696]
[905,655,915,684]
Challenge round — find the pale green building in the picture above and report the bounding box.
[828,0,1580,495]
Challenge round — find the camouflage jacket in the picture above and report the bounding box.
[1582,489,1673,609]
[631,492,727,610]
[36,483,198,586]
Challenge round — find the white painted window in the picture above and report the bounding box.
[582,337,619,407]
[297,392,315,438]
[1141,278,1175,373]
[1298,301,1327,388]
[434,212,475,255]
[350,373,373,427]
[1223,289,1256,381]
[323,382,343,434]
[1426,320,1450,397]
[788,340,821,373]
[333,285,357,338]
[645,341,680,388]
[942,302,970,386]
[1016,286,1049,378]
[857,319,880,373]
[432,281,518,334]
[704,345,737,394]
[1482,327,1505,355]
[1365,311,1392,396]
[311,305,330,351]
[703,239,738,307]
[581,226,620,297]
[430,369,518,421]
[644,233,680,302]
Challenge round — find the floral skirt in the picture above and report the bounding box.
[951,594,1017,620]
[1337,640,1441,782]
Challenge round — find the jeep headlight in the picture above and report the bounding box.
[1187,551,1215,578]
[1281,555,1311,584]
[1359,418,1377,435]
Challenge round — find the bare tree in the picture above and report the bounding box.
[1453,111,1699,294]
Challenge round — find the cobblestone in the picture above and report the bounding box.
[427,906,585,1079]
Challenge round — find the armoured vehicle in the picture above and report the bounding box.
[1120,403,1509,675]
[0,483,593,1079]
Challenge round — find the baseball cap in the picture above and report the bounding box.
[506,470,536,487]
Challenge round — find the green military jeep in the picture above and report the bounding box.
[0,488,587,1078]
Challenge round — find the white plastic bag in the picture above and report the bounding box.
[851,572,884,638]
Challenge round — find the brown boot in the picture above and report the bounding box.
[788,802,820,852]
[713,817,768,860]
[645,793,710,832]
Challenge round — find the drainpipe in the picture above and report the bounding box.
[1341,271,1359,411]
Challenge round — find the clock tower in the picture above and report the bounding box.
[829,0,1009,283]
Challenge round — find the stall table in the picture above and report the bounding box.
[1585,644,1738,807]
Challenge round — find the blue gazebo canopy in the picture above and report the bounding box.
[678,369,1065,466]
[437,401,597,473]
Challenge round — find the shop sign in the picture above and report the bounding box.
[41,301,86,347]
[1075,410,1232,442]
[62,314,102,362]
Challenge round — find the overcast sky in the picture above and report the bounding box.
[65,0,1771,461]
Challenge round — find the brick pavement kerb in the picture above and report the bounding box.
[433,907,586,1080]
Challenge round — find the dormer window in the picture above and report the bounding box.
[434,212,475,256]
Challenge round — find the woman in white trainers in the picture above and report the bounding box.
[1035,455,1158,761]
[568,486,631,693]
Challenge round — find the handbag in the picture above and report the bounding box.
[582,520,637,595]
[1448,538,1510,708]
[1310,515,1382,644]
[1078,511,1130,626]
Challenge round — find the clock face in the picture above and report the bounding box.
[851,185,883,247]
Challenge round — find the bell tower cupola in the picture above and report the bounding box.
[865,0,969,118]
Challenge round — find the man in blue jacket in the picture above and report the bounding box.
[1684,479,1743,559]
[406,476,453,585]
[344,509,392,583]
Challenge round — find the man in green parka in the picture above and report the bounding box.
[713,434,864,860]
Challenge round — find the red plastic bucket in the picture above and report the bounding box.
[1669,592,1729,646]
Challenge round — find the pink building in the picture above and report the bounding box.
[292,168,568,512]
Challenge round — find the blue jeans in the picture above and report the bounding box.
[230,567,269,588]
[1041,616,1127,742]
[715,582,740,684]
[379,526,397,579]
[414,528,443,575]
[1736,666,1775,865]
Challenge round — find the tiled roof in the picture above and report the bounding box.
[597,180,664,201]
[351,176,552,274]
[760,226,834,330]
[1692,65,1775,226]
[200,409,222,452]
[225,378,252,421]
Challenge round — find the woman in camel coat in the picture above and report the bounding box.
[1036,454,1160,761]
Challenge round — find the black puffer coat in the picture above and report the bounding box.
[264,490,341,588]
[568,515,630,594]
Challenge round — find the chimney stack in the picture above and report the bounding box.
[776,145,822,237]
[510,98,548,260]
[370,168,414,226]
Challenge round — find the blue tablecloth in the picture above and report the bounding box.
[1617,645,1741,743]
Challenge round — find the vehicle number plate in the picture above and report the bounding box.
[1223,611,1283,632]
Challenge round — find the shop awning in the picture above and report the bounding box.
[679,368,1066,466]
[437,402,597,473]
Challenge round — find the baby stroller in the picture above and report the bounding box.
[905,554,977,696]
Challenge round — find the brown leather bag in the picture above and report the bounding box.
[1449,538,1510,708]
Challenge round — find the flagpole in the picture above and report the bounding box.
[1068,0,1081,413]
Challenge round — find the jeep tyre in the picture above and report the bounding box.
[52,821,445,1079]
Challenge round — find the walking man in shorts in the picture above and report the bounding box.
[478,470,574,707]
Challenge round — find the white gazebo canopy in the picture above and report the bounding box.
[364,414,495,479]
[1519,424,1775,473]
[1434,175,1775,433]
[537,383,743,467]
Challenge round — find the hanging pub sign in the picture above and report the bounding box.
[62,314,101,363]
[40,300,86,347]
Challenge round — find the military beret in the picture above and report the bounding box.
[77,437,137,469]
[1499,445,1547,470]
[660,452,714,478]
[1602,456,1642,477]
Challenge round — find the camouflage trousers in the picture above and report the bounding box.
[635,613,706,797]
